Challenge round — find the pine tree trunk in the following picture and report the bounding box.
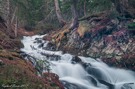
[69,0,79,30]
[84,0,86,16]
[111,0,135,17]
[6,0,11,35]
[14,16,18,37]
[54,0,66,26]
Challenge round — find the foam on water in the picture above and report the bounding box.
[21,35,135,89]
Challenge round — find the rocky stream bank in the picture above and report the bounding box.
[44,12,135,71]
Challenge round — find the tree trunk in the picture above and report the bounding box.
[14,16,18,37]
[54,0,66,26]
[69,0,79,30]
[11,7,17,24]
[84,0,86,16]
[111,0,135,18]
[6,0,11,35]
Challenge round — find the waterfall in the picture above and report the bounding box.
[21,35,135,89]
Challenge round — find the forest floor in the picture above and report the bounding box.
[0,17,64,89]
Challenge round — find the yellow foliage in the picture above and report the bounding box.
[77,22,90,37]
[52,23,71,44]
[51,22,91,50]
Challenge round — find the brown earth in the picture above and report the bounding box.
[0,16,64,89]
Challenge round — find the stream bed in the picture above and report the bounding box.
[21,35,135,89]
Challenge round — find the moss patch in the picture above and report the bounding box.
[128,22,135,29]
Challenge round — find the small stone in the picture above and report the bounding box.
[133,19,135,22]
[115,56,122,60]
[71,56,82,64]
[0,60,4,66]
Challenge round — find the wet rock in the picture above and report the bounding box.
[71,56,82,64]
[38,43,44,48]
[43,42,56,51]
[86,75,99,86]
[20,51,28,58]
[34,38,42,43]
[86,66,115,88]
[71,56,90,68]
[61,81,87,89]
[41,52,61,61]
[121,83,134,89]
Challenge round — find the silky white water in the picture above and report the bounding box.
[21,35,135,89]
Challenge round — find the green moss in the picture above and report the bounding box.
[0,65,46,89]
[0,57,61,89]
[128,22,135,29]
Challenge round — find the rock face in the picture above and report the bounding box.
[45,12,135,71]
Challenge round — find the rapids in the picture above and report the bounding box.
[21,35,135,89]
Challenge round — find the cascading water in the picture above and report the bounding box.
[21,35,135,89]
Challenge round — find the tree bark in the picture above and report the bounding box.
[84,0,86,16]
[69,0,79,30]
[14,16,18,37]
[111,0,135,17]
[6,0,11,35]
[54,0,66,26]
[11,7,17,24]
